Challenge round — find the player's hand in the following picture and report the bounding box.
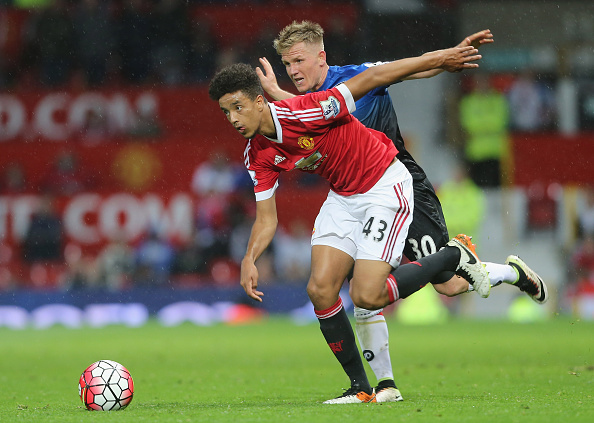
[438,46,481,73]
[458,29,494,49]
[256,57,280,95]
[240,258,264,302]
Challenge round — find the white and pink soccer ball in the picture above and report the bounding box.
[78,360,134,411]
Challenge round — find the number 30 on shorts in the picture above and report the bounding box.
[408,235,437,259]
[362,217,387,242]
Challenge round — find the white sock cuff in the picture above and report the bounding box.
[484,262,518,285]
[354,306,383,320]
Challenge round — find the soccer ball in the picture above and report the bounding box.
[78,360,134,411]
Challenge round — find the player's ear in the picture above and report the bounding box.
[256,95,265,111]
[318,49,327,64]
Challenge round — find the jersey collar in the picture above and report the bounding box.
[265,105,283,143]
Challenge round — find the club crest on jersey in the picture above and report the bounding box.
[297,136,315,150]
[320,96,340,120]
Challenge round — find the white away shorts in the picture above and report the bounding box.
[311,160,414,268]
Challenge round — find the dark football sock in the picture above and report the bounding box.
[315,298,372,394]
[388,246,460,300]
[432,270,457,285]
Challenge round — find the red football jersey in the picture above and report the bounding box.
[244,84,398,201]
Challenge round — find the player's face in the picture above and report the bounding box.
[218,91,263,139]
[281,41,326,92]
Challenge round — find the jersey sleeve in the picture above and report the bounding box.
[334,84,356,115]
[243,139,280,202]
[284,85,356,131]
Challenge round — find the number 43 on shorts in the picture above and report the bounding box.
[362,216,388,242]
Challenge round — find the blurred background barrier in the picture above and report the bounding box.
[0,285,313,328]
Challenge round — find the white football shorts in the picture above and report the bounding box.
[311,159,414,268]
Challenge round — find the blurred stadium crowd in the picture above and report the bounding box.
[0,0,242,89]
[0,0,377,89]
[1,0,594,319]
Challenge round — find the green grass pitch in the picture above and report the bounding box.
[0,317,593,422]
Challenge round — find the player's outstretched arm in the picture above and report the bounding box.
[240,195,279,302]
[345,46,481,102]
[404,29,494,80]
[256,57,296,101]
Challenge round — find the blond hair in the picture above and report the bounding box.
[273,20,324,55]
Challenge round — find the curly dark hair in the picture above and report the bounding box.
[208,63,264,102]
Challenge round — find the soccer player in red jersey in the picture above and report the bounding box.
[209,50,527,404]
[255,21,548,403]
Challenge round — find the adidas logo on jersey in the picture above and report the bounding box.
[274,155,286,165]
